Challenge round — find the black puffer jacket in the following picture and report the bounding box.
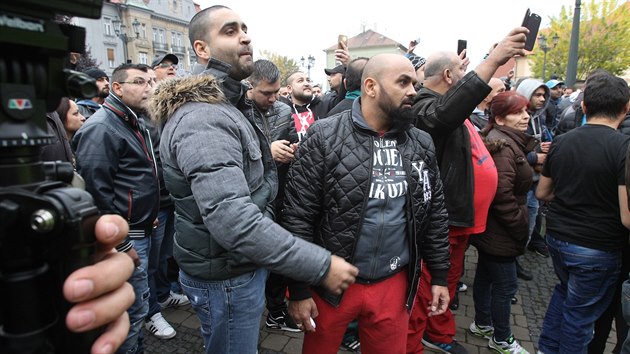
[283,109,450,310]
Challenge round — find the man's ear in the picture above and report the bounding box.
[111,82,124,98]
[193,40,210,61]
[343,78,348,90]
[364,77,377,98]
[443,69,453,86]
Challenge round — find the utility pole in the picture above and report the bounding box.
[565,0,581,87]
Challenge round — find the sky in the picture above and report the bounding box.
[194,0,590,88]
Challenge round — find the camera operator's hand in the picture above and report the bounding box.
[63,214,135,354]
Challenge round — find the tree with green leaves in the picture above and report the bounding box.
[530,0,630,81]
[258,50,301,84]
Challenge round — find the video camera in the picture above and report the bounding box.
[0,1,105,353]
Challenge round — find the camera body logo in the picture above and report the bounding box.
[8,98,33,110]
[0,14,44,32]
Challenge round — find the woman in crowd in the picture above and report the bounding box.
[468,91,536,354]
[55,97,86,142]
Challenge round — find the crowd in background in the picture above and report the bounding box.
[41,4,630,354]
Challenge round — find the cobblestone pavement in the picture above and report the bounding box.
[145,247,619,353]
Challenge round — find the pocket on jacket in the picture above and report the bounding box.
[244,141,264,187]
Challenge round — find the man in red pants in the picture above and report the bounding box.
[407,27,528,354]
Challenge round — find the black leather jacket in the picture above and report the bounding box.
[282,107,450,310]
[413,72,492,228]
[72,94,159,239]
[242,99,296,215]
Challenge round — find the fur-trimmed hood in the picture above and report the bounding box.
[148,74,226,122]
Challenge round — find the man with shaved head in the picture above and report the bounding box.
[154,5,359,353]
[469,77,506,130]
[408,27,528,354]
[282,53,450,354]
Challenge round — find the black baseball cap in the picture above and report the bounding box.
[151,53,179,68]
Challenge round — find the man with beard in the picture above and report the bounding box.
[282,53,450,354]
[408,27,528,354]
[150,6,358,354]
[76,67,110,119]
[280,70,325,142]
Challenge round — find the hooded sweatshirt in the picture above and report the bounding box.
[516,79,550,141]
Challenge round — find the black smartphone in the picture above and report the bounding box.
[522,8,541,51]
[457,39,467,58]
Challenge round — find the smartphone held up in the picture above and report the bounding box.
[521,8,541,51]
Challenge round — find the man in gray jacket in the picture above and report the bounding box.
[149,6,358,354]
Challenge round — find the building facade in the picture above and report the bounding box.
[73,0,197,75]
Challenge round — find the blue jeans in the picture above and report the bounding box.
[621,277,630,354]
[472,252,518,341]
[179,268,268,354]
[538,233,621,354]
[117,237,151,354]
[527,185,539,238]
[147,207,175,318]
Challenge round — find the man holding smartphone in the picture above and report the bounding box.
[407,27,529,354]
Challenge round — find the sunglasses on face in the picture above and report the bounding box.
[156,63,177,69]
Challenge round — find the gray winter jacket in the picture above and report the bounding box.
[150,66,332,283]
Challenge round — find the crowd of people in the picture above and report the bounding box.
[43,4,630,354]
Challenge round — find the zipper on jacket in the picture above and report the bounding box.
[127,189,133,221]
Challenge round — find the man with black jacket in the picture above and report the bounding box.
[284,53,450,354]
[243,59,300,332]
[407,27,528,354]
[72,63,159,354]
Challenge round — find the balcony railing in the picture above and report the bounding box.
[153,41,168,52]
[171,45,185,54]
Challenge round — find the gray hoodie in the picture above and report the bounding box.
[516,78,550,140]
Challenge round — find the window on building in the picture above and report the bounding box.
[158,29,165,43]
[152,27,158,42]
[140,24,147,39]
[139,52,148,65]
[104,17,113,36]
[107,48,115,68]
[175,33,182,47]
[171,31,176,45]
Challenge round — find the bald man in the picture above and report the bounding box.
[469,77,506,130]
[283,53,450,354]
[408,28,528,354]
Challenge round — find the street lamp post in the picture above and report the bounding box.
[112,17,140,64]
[538,33,559,82]
[300,54,315,78]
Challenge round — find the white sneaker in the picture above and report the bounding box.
[489,335,530,354]
[145,312,176,339]
[158,291,190,309]
[469,321,494,339]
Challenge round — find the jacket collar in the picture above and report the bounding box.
[201,58,247,106]
[103,92,140,127]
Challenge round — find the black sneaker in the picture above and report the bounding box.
[341,333,361,353]
[421,334,468,354]
[265,311,301,332]
[534,246,550,258]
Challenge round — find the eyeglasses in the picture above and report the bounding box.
[156,63,177,69]
[118,78,157,88]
